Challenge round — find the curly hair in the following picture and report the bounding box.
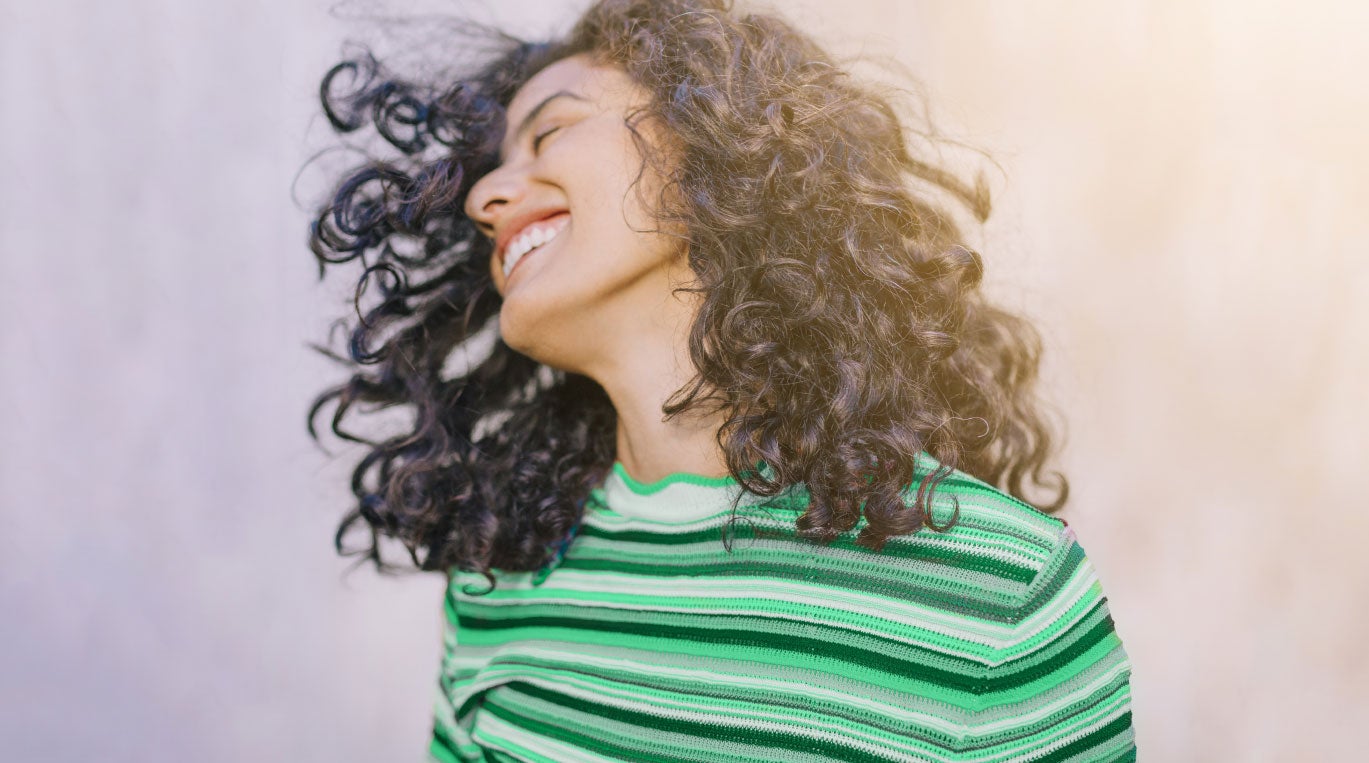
[307,0,1068,587]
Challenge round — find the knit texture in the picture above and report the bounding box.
[428,452,1135,762]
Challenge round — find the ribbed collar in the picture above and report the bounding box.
[584,451,948,526]
[588,461,771,525]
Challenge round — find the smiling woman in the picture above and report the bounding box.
[306,0,1135,760]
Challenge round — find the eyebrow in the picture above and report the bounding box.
[502,90,590,159]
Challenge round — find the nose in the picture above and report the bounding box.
[465,165,522,238]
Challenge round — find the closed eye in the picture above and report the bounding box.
[532,125,562,153]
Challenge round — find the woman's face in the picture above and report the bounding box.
[464,54,687,373]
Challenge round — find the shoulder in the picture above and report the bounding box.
[789,452,1129,677]
[895,462,1137,754]
[741,452,1114,655]
[871,453,1079,618]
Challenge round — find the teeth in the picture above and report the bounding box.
[502,217,569,278]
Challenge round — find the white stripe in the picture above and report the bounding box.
[478,662,961,762]
[465,571,1021,648]
[480,647,973,736]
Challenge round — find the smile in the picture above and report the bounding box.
[502,214,570,278]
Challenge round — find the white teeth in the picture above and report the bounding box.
[501,217,569,278]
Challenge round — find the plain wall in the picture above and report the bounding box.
[3,0,1365,760]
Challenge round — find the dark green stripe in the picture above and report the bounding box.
[1035,711,1134,762]
[482,691,720,763]
[951,662,1132,753]
[1011,540,1092,628]
[556,555,1031,622]
[458,598,1114,694]
[428,726,462,763]
[480,656,966,750]
[490,680,954,763]
[569,539,1034,586]
[975,606,1119,689]
[1107,741,1139,762]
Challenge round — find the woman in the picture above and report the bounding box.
[308,0,1136,760]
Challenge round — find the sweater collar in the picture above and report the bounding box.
[589,461,772,524]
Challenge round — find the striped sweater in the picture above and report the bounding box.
[429,453,1135,762]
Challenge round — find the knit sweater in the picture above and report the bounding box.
[428,452,1136,762]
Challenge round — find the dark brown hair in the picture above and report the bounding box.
[308,0,1068,587]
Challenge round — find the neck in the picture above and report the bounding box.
[583,270,729,484]
[610,379,729,484]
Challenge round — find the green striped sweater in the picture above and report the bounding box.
[429,453,1135,762]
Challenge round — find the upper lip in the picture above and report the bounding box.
[494,206,570,267]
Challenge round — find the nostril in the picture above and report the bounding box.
[472,199,504,237]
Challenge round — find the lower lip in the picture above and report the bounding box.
[505,221,569,282]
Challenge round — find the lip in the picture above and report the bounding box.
[495,207,571,270]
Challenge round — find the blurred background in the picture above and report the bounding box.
[3,0,1366,759]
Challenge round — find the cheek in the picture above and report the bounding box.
[488,248,501,287]
[584,147,677,257]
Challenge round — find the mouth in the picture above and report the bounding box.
[501,212,571,280]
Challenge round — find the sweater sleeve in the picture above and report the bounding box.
[956,524,1137,762]
[428,574,470,763]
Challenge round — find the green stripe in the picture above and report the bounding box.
[489,680,947,763]
[451,657,978,751]
[553,557,1034,622]
[567,537,1040,585]
[1035,711,1135,762]
[611,460,742,493]
[428,727,462,763]
[482,692,707,763]
[455,601,1115,695]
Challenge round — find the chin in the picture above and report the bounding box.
[497,305,587,374]
[495,308,541,356]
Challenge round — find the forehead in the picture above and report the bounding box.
[505,54,642,123]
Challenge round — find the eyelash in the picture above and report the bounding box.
[532,125,561,153]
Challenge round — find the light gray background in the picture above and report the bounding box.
[3,0,1366,760]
